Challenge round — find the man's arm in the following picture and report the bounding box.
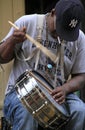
[0,27,26,63]
[0,36,16,63]
[63,73,85,94]
[51,73,85,104]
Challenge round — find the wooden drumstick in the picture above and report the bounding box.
[8,21,58,63]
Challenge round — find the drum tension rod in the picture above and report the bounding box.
[32,101,48,115]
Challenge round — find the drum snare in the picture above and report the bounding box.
[15,70,70,130]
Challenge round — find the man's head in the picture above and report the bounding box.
[55,0,85,41]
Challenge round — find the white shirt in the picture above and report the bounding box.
[2,14,85,94]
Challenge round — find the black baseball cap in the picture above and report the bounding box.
[55,0,85,41]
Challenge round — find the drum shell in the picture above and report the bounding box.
[15,70,70,130]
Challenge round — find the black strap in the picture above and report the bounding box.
[38,124,44,130]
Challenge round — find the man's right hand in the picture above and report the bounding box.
[12,27,27,44]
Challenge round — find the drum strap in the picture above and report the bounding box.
[38,124,44,130]
[15,15,45,70]
[34,15,45,70]
[53,38,65,87]
[59,40,65,84]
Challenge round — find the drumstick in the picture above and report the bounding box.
[8,21,58,63]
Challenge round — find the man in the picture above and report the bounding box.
[0,0,85,130]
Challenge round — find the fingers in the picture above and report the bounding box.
[51,87,66,104]
[53,92,65,104]
[55,96,65,104]
[22,27,26,33]
[14,27,26,36]
[12,27,27,43]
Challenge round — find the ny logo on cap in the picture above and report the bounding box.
[69,19,78,28]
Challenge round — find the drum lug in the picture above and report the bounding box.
[32,101,48,115]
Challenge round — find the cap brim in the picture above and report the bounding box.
[56,21,79,41]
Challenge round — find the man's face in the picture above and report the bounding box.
[50,30,58,39]
[48,14,58,39]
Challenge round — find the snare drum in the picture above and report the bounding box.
[15,70,70,130]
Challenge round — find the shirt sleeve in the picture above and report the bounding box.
[71,30,85,74]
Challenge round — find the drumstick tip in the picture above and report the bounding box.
[8,20,13,26]
[8,20,19,30]
[8,20,11,23]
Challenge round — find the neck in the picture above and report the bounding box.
[45,13,58,39]
[45,13,51,31]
